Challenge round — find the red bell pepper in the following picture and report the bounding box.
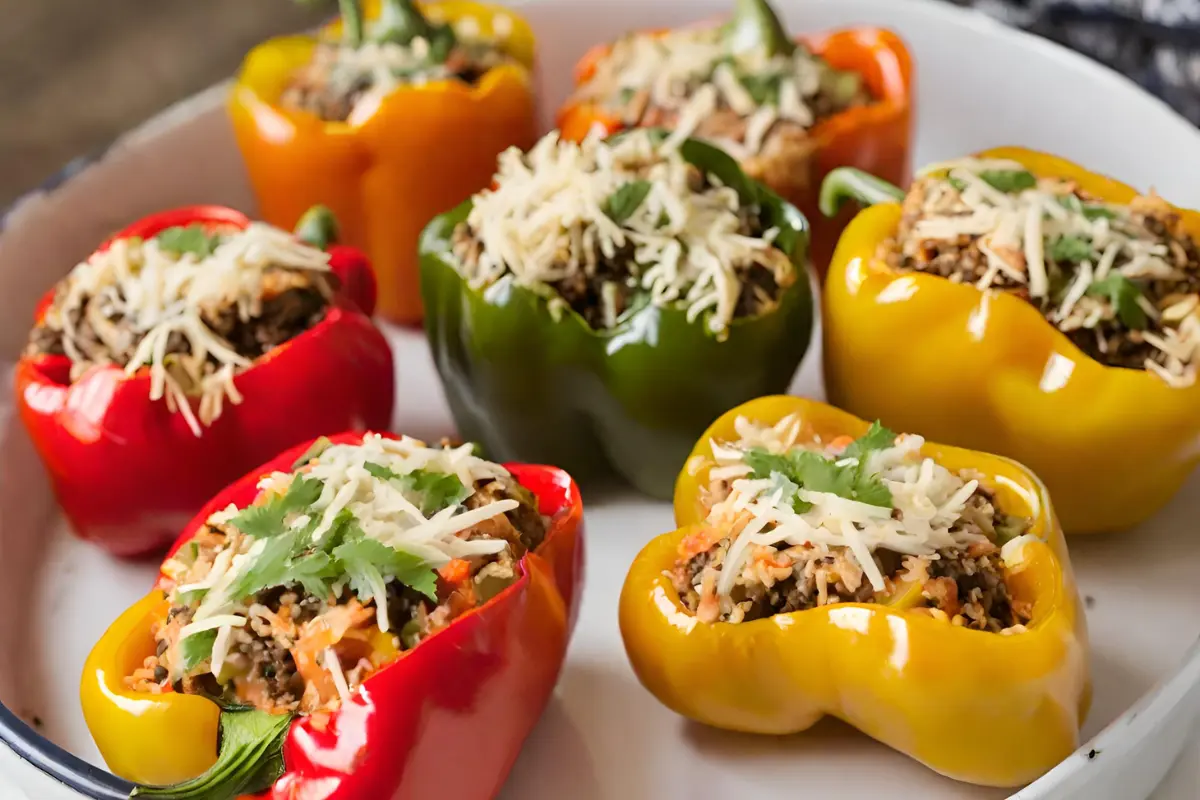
[80,431,585,799]
[15,205,395,557]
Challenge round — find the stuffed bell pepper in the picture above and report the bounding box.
[620,395,1090,788]
[819,149,1200,533]
[420,127,814,499]
[556,0,913,276]
[16,205,393,556]
[230,0,538,324]
[81,430,584,799]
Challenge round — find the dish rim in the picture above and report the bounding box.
[2,0,1199,796]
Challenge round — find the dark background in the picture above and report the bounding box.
[2,0,1197,208]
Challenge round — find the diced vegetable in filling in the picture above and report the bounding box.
[126,434,548,722]
[569,26,869,165]
[675,415,1034,633]
[450,128,797,337]
[282,11,520,123]
[882,157,1200,386]
[26,223,334,436]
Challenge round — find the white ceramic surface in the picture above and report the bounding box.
[0,1,1198,798]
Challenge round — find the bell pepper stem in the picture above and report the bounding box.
[337,0,364,48]
[818,167,905,218]
[725,0,796,58]
[294,204,340,249]
[377,0,437,45]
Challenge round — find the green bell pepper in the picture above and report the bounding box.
[418,136,814,498]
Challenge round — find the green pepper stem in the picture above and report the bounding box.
[725,0,796,58]
[818,168,905,218]
[294,205,340,249]
[338,0,364,47]
[377,0,436,45]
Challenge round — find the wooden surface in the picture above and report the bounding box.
[0,0,326,207]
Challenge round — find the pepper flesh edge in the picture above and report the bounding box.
[620,394,1091,788]
[821,146,1200,534]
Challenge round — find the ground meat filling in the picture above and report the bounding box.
[281,19,518,122]
[881,158,1200,384]
[675,414,1035,633]
[124,436,549,718]
[24,222,335,434]
[570,26,871,167]
[449,129,796,337]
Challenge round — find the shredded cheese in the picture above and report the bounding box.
[42,223,331,436]
[456,128,794,336]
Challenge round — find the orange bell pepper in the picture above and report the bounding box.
[229,0,538,324]
[556,0,913,278]
[821,147,1200,534]
[623,395,1091,788]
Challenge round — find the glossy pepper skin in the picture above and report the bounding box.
[556,17,912,278]
[822,147,1200,534]
[15,206,394,557]
[229,0,537,325]
[622,395,1091,788]
[81,431,585,799]
[418,139,814,499]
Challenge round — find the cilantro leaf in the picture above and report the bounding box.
[1047,235,1094,264]
[230,476,323,539]
[737,72,785,105]
[1086,273,1148,330]
[226,531,304,600]
[333,538,438,601]
[178,629,217,674]
[977,169,1037,193]
[841,421,897,462]
[287,551,340,599]
[766,470,809,513]
[365,464,471,516]
[154,225,221,259]
[1057,194,1116,221]
[602,180,653,224]
[743,446,893,509]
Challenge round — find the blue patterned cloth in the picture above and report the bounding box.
[948,0,1200,124]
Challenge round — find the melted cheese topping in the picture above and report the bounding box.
[458,128,794,335]
[45,223,331,436]
[705,415,993,597]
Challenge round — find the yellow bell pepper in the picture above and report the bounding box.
[623,395,1091,788]
[229,0,537,324]
[821,147,1200,534]
[79,590,220,786]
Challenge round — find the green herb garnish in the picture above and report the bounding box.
[291,437,333,470]
[744,421,896,512]
[230,476,324,539]
[978,169,1037,193]
[1057,194,1117,221]
[133,708,293,799]
[364,463,472,515]
[154,225,221,259]
[334,537,439,601]
[737,72,785,106]
[602,180,653,224]
[1086,273,1148,330]
[1047,235,1094,264]
[177,629,217,674]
